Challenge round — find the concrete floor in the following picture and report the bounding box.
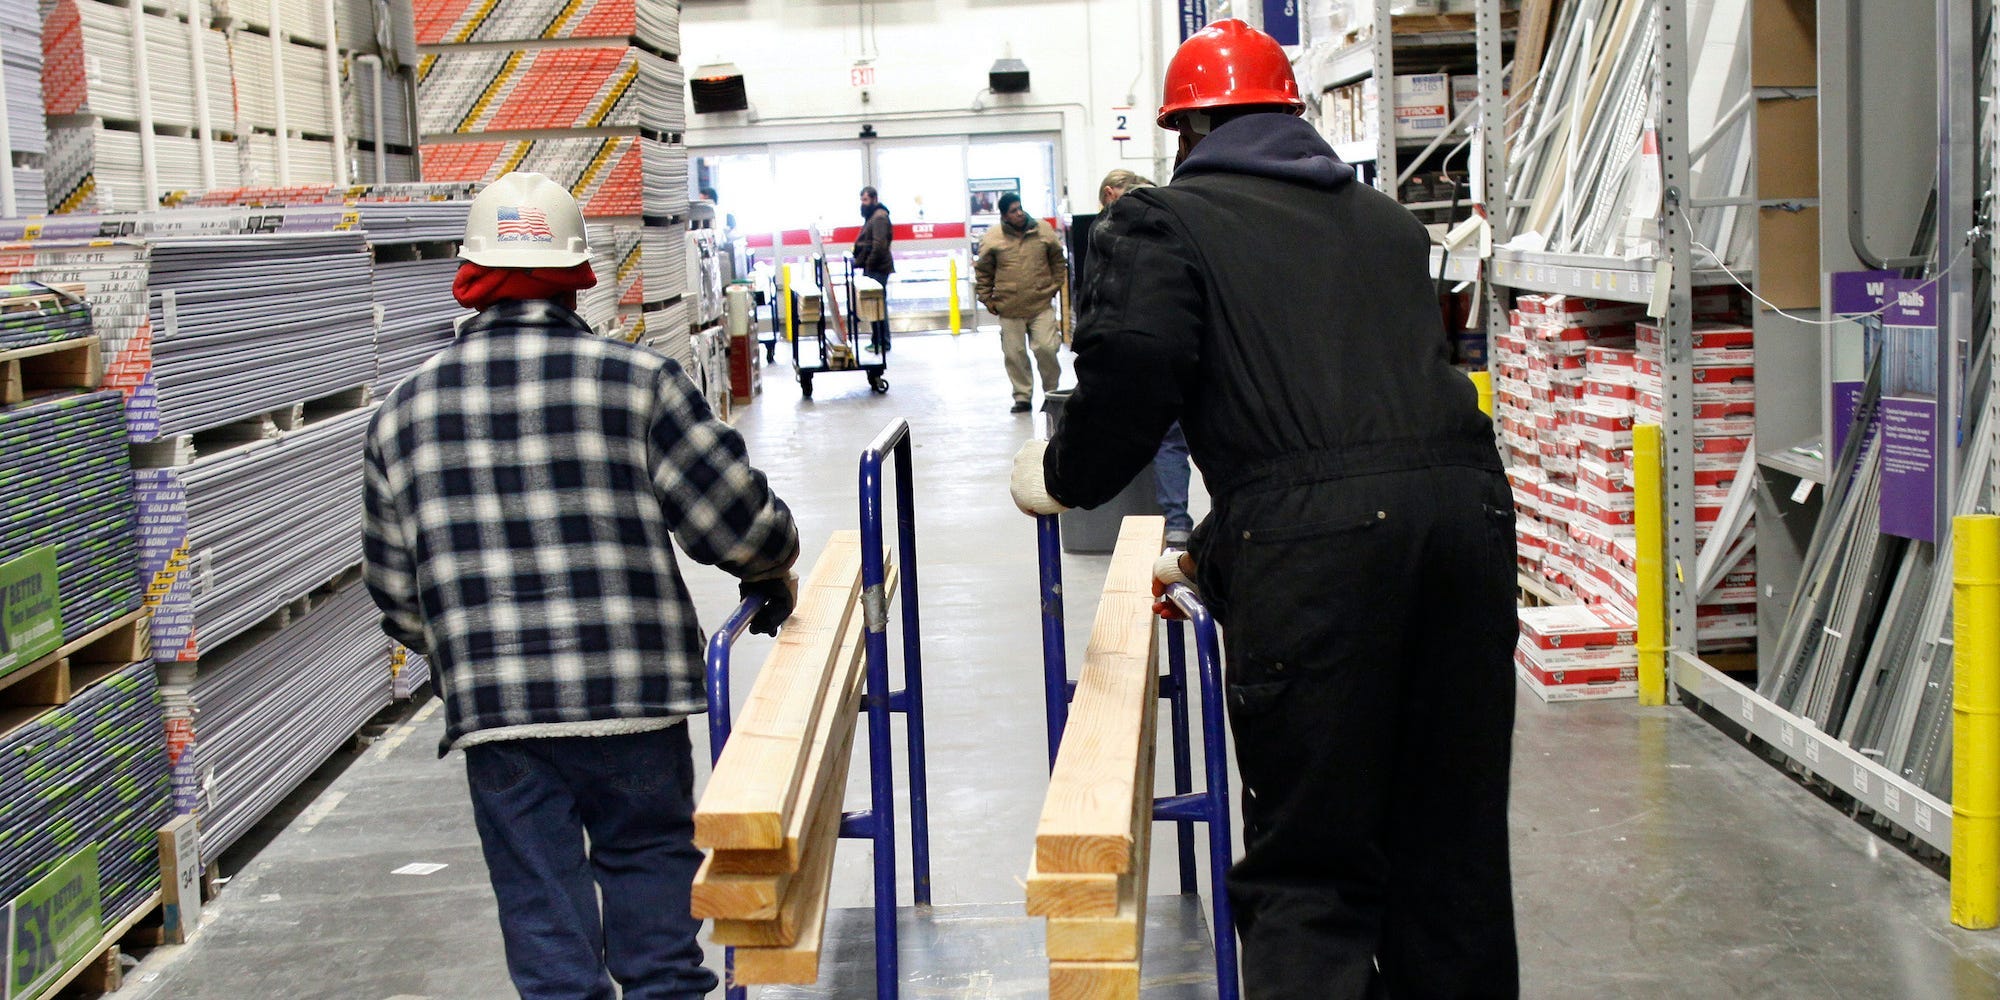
[124,332,2000,999]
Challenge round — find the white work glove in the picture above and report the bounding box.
[1153,550,1193,588]
[1153,549,1195,620]
[1010,439,1070,515]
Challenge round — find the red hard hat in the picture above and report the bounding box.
[1157,19,1305,129]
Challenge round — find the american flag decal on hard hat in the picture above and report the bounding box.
[496,205,553,242]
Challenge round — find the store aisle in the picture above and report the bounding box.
[126,333,2000,999]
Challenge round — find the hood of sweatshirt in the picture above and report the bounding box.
[1173,112,1358,190]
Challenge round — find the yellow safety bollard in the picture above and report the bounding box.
[1633,424,1667,707]
[1953,513,2000,928]
[1468,370,1493,417]
[782,260,795,344]
[949,257,962,336]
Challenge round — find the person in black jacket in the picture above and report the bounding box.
[854,186,895,353]
[1010,20,1518,1000]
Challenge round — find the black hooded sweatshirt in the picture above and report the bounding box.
[1044,112,1498,512]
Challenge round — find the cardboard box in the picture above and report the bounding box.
[1516,640,1638,686]
[1393,74,1451,140]
[1451,74,1481,121]
[1519,604,1637,653]
[1516,659,1639,702]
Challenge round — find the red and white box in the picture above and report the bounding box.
[1572,402,1636,450]
[1518,605,1638,662]
[1636,322,1756,365]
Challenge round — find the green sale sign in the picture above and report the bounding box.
[5,846,102,1000]
[0,547,61,679]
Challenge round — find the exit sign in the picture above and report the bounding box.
[851,65,875,88]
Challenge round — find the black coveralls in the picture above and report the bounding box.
[1043,113,1519,999]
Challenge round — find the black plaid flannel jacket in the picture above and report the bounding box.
[362,299,798,753]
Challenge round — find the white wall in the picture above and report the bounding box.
[679,0,1180,212]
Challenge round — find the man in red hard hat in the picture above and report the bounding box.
[1010,20,1519,999]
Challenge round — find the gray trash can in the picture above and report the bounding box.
[1042,390,1162,554]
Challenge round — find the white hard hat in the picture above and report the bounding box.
[459,172,592,268]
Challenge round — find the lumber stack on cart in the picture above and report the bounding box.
[1028,516,1164,999]
[690,531,877,985]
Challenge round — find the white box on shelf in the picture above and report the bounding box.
[1393,74,1451,140]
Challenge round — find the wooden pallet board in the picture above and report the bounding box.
[695,533,864,851]
[0,336,99,405]
[692,561,891,915]
[1034,518,1163,876]
[0,608,150,719]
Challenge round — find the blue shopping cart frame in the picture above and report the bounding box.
[704,418,933,1000]
[1036,514,1239,999]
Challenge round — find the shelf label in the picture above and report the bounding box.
[1738,693,1755,725]
[1883,785,1901,816]
[1805,739,1821,763]
[0,547,62,679]
[1852,764,1870,795]
[5,846,102,1000]
[1915,801,1934,832]
[1779,723,1795,747]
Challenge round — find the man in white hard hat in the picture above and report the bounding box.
[362,172,800,1000]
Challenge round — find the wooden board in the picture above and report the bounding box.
[1034,517,1164,874]
[0,336,98,405]
[1048,960,1139,1000]
[695,533,864,850]
[693,562,891,916]
[1025,862,1120,918]
[726,681,860,984]
[1046,697,1155,962]
[708,726,848,947]
[1509,0,1558,115]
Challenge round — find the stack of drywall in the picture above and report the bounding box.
[0,661,171,929]
[41,0,237,211]
[0,390,143,644]
[136,407,371,663]
[346,59,418,183]
[0,281,90,348]
[136,231,376,440]
[578,222,626,337]
[1,0,44,213]
[372,252,461,387]
[183,579,392,855]
[414,0,692,331]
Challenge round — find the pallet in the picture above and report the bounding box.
[130,384,373,467]
[0,337,99,406]
[31,889,162,1000]
[0,608,150,720]
[1389,10,1518,34]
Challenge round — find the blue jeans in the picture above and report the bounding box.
[1154,422,1194,536]
[465,723,717,1000]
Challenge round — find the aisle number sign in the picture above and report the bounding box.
[4,846,102,1000]
[0,547,60,678]
[1111,107,1134,143]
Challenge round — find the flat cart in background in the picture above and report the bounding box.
[771,253,889,399]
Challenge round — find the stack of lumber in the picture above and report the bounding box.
[690,532,876,986]
[1027,516,1165,999]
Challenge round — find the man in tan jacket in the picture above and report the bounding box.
[975,192,1066,413]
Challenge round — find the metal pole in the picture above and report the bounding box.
[1476,0,1512,374]
[1936,0,1973,545]
[188,0,216,190]
[949,256,962,336]
[1164,620,1197,895]
[269,0,292,185]
[130,0,160,207]
[0,26,16,217]
[702,596,760,1000]
[1657,0,1700,678]
[894,440,932,905]
[1168,583,1238,1000]
[323,0,347,185]
[1373,0,1396,193]
[1037,513,1070,766]
[1953,513,2000,927]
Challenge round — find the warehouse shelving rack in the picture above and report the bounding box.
[1300,0,1516,214]
[1468,0,1989,861]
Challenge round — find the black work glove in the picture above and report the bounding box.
[741,573,799,636]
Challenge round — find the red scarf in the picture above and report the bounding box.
[453,261,598,312]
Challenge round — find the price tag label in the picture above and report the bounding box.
[1852,764,1870,795]
[1916,802,1934,832]
[1779,723,1795,747]
[1791,478,1816,504]
[1883,785,1901,815]
[1738,693,1755,724]
[1806,740,1821,763]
